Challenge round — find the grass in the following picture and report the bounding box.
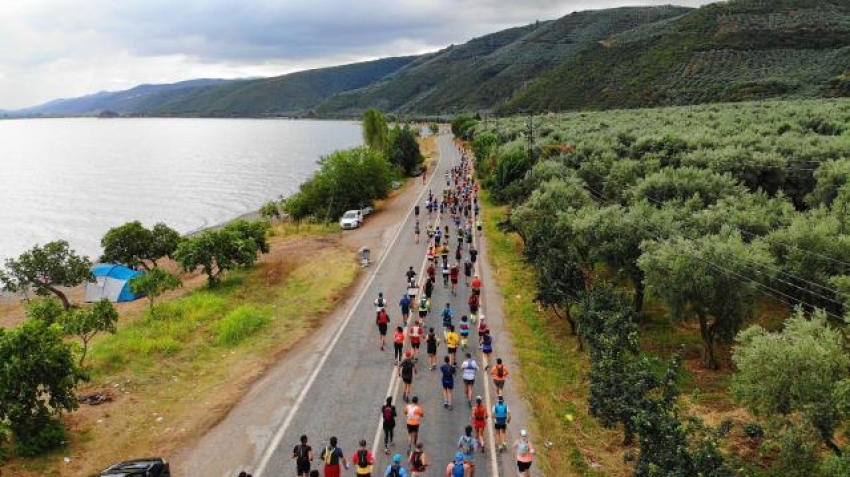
[2,222,360,477]
[480,192,626,476]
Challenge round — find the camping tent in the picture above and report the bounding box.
[84,264,143,303]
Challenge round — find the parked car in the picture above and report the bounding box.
[360,204,374,216]
[95,457,170,476]
[339,210,362,229]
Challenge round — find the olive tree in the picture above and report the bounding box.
[101,221,181,270]
[25,298,65,325]
[639,231,775,369]
[174,220,269,286]
[0,319,85,456]
[0,240,92,310]
[62,299,119,366]
[129,268,181,317]
[731,310,850,455]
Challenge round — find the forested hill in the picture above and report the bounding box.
[6,0,849,118]
[503,0,850,112]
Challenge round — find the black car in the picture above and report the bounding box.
[96,457,170,477]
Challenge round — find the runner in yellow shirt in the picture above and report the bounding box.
[445,325,460,365]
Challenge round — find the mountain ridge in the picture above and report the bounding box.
[4,0,848,119]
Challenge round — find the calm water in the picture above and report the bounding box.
[0,118,362,262]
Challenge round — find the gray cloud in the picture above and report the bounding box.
[0,0,714,109]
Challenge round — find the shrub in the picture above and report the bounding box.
[215,305,270,346]
[13,416,67,458]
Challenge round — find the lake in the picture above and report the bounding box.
[0,118,362,262]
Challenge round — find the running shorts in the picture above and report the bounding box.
[494,380,505,389]
[378,324,388,336]
[407,424,420,433]
[448,347,457,355]
[297,461,311,475]
[494,421,507,430]
[464,379,475,386]
[442,380,454,390]
[474,419,486,430]
[517,461,532,472]
[411,341,421,349]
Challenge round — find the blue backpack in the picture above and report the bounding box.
[494,402,508,422]
[452,462,466,477]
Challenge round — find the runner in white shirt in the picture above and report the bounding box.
[375,292,387,317]
[460,352,479,407]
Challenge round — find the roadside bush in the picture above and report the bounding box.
[13,416,67,458]
[285,147,393,221]
[215,305,270,346]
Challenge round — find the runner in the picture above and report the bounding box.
[408,443,429,477]
[424,278,434,300]
[292,434,314,477]
[441,261,450,288]
[376,309,391,351]
[414,220,420,244]
[513,429,535,477]
[385,453,408,477]
[399,350,417,402]
[459,315,470,351]
[403,396,424,452]
[426,262,436,283]
[493,396,511,452]
[320,436,348,477]
[467,293,479,323]
[469,247,478,265]
[352,439,375,476]
[445,325,459,365]
[455,243,462,263]
[471,397,488,453]
[470,275,482,296]
[463,259,473,286]
[441,303,454,331]
[479,330,493,370]
[393,326,405,365]
[375,292,388,317]
[440,243,450,268]
[399,294,411,324]
[408,319,423,359]
[406,279,418,309]
[381,397,397,454]
[405,266,417,284]
[439,355,457,409]
[418,295,430,320]
[445,453,470,477]
[426,328,440,370]
[490,358,509,398]
[457,426,479,477]
[460,352,479,407]
[449,263,460,295]
[414,204,420,219]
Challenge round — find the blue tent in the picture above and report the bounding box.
[84,264,144,303]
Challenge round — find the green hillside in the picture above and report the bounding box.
[316,6,692,116]
[503,0,850,112]
[145,56,417,116]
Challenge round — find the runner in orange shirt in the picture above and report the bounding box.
[404,396,424,453]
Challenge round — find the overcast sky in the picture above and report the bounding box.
[0,0,714,110]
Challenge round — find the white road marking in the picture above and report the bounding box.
[255,138,444,477]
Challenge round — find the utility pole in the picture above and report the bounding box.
[526,113,534,161]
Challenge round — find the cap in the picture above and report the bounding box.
[476,395,483,402]
[520,429,528,437]
[393,453,403,463]
[498,395,504,402]
[455,452,465,462]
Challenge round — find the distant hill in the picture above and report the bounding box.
[6,0,849,118]
[502,0,850,112]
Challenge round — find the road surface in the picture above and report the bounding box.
[176,132,541,477]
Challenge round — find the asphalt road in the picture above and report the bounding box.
[178,132,541,477]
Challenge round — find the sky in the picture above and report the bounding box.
[0,0,715,110]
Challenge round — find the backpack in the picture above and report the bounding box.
[296,444,308,460]
[517,439,530,455]
[383,405,394,423]
[323,446,337,465]
[494,403,508,420]
[356,449,370,469]
[452,462,466,477]
[411,450,425,471]
[460,436,474,454]
[388,464,402,477]
[495,364,506,378]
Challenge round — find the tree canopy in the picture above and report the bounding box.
[0,240,92,310]
[174,220,269,286]
[100,221,182,270]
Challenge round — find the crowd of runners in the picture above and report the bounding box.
[289,147,535,477]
